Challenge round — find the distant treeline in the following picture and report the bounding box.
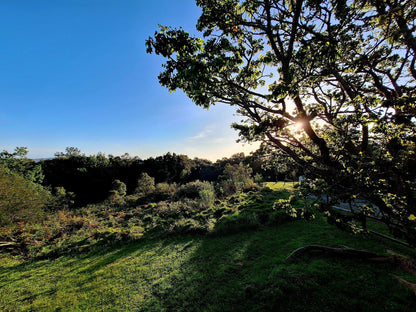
[0,146,302,207]
[40,150,290,205]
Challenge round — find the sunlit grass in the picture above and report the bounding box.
[265,181,298,192]
[1,217,415,311]
[0,184,414,311]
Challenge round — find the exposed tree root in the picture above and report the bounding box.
[387,250,416,275]
[392,275,416,295]
[287,245,395,263]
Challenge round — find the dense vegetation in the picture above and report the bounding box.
[147,0,416,247]
[38,147,291,206]
[0,147,298,263]
[0,146,289,259]
[1,146,416,310]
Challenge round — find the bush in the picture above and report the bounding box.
[218,164,255,196]
[111,180,127,197]
[254,173,264,184]
[174,180,216,208]
[108,180,127,205]
[153,182,176,201]
[199,189,215,208]
[135,173,155,195]
[51,186,75,210]
[108,190,126,206]
[124,194,141,207]
[0,168,50,226]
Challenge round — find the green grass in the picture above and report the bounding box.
[265,181,298,192]
[1,217,415,311]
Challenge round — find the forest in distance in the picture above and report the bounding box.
[0,144,302,228]
[5,145,298,206]
[0,144,303,259]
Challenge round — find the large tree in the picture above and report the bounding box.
[147,0,416,245]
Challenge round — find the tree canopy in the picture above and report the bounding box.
[0,147,44,184]
[147,0,416,245]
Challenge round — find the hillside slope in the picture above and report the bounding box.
[1,217,415,311]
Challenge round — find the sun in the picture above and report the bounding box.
[294,121,304,129]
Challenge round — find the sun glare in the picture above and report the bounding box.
[294,121,304,129]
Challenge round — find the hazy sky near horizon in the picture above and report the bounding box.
[0,0,258,161]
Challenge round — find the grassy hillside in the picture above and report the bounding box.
[1,216,415,311]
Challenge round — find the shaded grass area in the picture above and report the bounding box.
[1,217,415,311]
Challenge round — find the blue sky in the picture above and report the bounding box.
[0,0,257,161]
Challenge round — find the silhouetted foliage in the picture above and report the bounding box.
[41,150,274,205]
[54,147,82,158]
[147,0,416,246]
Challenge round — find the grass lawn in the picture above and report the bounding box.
[265,181,298,192]
[1,216,415,311]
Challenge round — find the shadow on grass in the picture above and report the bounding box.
[140,220,416,312]
[1,219,416,311]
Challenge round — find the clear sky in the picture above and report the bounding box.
[0,0,257,161]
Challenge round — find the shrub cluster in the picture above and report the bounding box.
[1,159,301,260]
[0,185,297,259]
[174,180,215,208]
[0,168,50,226]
